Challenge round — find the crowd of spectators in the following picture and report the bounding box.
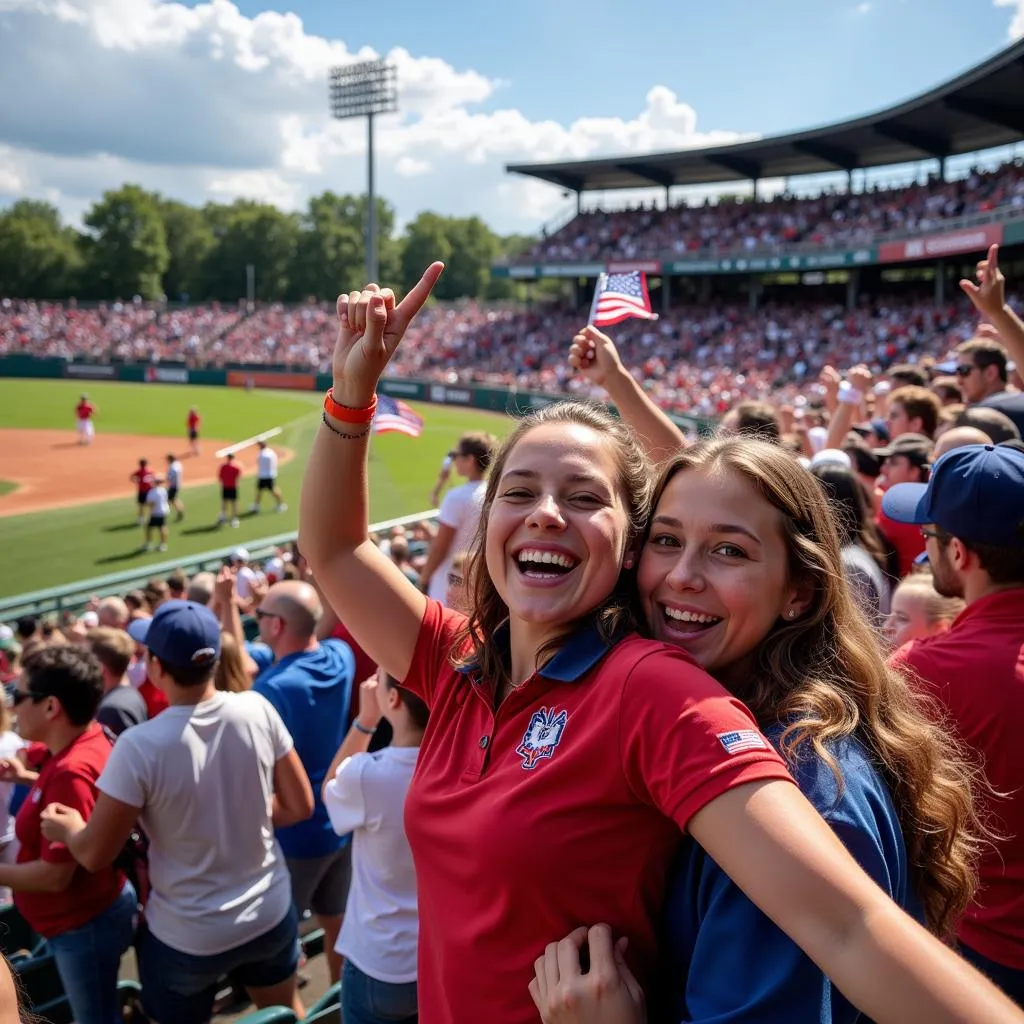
[529,158,1024,262]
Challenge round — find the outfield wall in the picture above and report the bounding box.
[0,354,718,436]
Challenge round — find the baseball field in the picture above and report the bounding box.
[0,379,514,598]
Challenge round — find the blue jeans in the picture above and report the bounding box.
[47,881,137,1024]
[341,959,418,1024]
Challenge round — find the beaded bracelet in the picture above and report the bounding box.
[321,411,371,440]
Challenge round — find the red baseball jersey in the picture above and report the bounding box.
[187,410,200,431]
[75,400,94,421]
[218,462,242,487]
[131,468,155,495]
[402,600,794,1024]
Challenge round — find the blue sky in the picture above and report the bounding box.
[218,0,1015,135]
[1,0,1021,231]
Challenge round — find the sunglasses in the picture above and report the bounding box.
[254,608,283,622]
[954,365,976,378]
[447,573,465,588]
[11,689,43,706]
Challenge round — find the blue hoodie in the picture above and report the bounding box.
[254,638,355,858]
[664,727,922,1023]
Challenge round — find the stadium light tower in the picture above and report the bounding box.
[329,59,398,285]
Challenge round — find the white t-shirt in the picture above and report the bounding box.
[257,448,278,480]
[427,480,486,603]
[146,486,170,517]
[98,690,295,955]
[236,565,259,600]
[0,732,26,845]
[167,461,182,489]
[324,746,420,984]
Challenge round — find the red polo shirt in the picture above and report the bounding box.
[891,587,1024,969]
[402,600,794,1024]
[14,723,125,938]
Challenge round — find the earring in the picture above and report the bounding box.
[787,609,797,619]
[623,556,635,570]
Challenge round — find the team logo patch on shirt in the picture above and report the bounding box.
[717,729,768,755]
[516,707,568,771]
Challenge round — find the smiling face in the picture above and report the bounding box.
[637,465,804,688]
[484,422,631,649]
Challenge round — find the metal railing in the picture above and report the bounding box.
[0,510,439,622]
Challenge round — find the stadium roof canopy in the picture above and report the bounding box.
[506,40,1024,193]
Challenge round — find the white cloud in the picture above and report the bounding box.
[995,0,1024,38]
[854,2,872,14]
[0,0,753,233]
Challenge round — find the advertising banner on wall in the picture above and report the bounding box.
[226,370,316,391]
[145,366,190,384]
[63,363,117,379]
[877,224,1004,264]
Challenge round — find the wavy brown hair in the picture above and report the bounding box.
[644,436,983,938]
[451,401,652,689]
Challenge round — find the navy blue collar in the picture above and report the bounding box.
[457,616,614,684]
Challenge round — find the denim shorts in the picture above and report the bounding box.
[138,904,299,1024]
[341,959,418,1024]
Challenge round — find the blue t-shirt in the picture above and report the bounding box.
[254,639,355,858]
[664,727,922,1023]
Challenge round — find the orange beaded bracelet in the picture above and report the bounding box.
[324,389,377,425]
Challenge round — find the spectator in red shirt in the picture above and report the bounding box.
[885,443,1024,1005]
[0,646,136,1023]
[130,458,155,526]
[218,453,242,528]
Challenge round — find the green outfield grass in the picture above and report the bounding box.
[0,481,17,498]
[0,379,514,597]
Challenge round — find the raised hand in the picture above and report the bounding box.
[961,244,1006,322]
[569,326,624,389]
[332,263,445,406]
[355,675,383,733]
[529,924,645,1024]
[0,758,33,785]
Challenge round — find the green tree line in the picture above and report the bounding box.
[0,185,538,303]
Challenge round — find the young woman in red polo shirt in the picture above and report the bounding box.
[299,267,1022,1024]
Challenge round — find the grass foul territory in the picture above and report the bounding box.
[0,378,514,597]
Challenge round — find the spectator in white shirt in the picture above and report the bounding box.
[251,442,286,513]
[419,432,496,604]
[323,672,427,1024]
[144,476,170,552]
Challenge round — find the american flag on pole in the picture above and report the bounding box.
[588,271,659,328]
[373,394,424,437]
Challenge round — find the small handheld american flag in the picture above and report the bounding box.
[373,394,424,438]
[588,271,659,328]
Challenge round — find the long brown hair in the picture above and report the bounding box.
[645,436,983,938]
[451,401,652,689]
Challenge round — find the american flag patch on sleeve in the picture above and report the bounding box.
[717,730,768,755]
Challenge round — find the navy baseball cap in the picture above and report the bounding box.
[882,444,1024,548]
[127,600,221,668]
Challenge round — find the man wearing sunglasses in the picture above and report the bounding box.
[955,337,1024,436]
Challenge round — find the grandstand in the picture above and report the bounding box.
[498,38,1024,311]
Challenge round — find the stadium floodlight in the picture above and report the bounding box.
[329,60,399,285]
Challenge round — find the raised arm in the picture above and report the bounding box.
[689,779,1024,1024]
[570,326,687,461]
[962,244,1024,370]
[299,265,444,683]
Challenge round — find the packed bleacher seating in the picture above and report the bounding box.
[528,159,1024,262]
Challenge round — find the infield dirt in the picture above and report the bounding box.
[0,429,293,518]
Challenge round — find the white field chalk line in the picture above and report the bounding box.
[215,427,283,459]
